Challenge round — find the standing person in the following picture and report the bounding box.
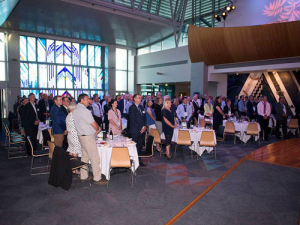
[154,97,163,135]
[66,103,82,157]
[117,94,129,118]
[92,95,103,127]
[128,94,147,167]
[145,99,156,132]
[213,96,226,131]
[204,97,214,118]
[162,99,177,159]
[224,99,233,119]
[192,94,201,121]
[61,97,70,116]
[50,96,67,147]
[18,98,28,136]
[124,94,133,118]
[275,97,289,139]
[257,96,271,141]
[73,94,106,185]
[100,95,106,105]
[103,96,111,132]
[238,95,247,116]
[38,93,50,122]
[108,99,122,135]
[233,95,239,113]
[87,98,94,115]
[13,97,21,117]
[247,95,257,121]
[177,97,193,123]
[24,93,39,154]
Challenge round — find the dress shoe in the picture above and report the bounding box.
[276,136,281,139]
[139,161,147,167]
[94,179,108,185]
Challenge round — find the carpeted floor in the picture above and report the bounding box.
[0,130,299,225]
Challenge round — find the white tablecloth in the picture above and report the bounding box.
[97,137,139,180]
[37,123,51,144]
[223,121,261,143]
[171,128,216,156]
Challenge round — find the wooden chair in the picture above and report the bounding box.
[138,136,156,173]
[4,123,23,150]
[28,136,49,175]
[224,121,240,144]
[199,119,206,128]
[174,130,195,159]
[150,128,165,157]
[244,123,260,146]
[199,131,217,160]
[5,124,26,159]
[288,118,299,137]
[108,147,135,188]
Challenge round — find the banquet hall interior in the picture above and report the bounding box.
[0,0,300,224]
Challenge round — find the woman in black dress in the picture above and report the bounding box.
[213,96,226,131]
[223,99,233,120]
[162,99,177,160]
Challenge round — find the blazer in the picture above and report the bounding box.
[23,102,39,127]
[60,105,69,116]
[18,105,27,127]
[192,100,201,117]
[128,103,147,135]
[50,104,66,134]
[38,99,48,122]
[117,99,127,117]
[275,103,287,120]
[246,101,256,118]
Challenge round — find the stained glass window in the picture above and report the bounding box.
[89,68,96,89]
[74,67,81,89]
[96,69,103,89]
[88,45,94,66]
[65,66,73,88]
[64,42,72,65]
[81,67,89,89]
[105,69,108,90]
[37,38,46,62]
[80,44,87,66]
[47,39,55,63]
[38,64,47,88]
[28,37,36,61]
[20,63,29,88]
[105,47,108,68]
[29,63,38,88]
[48,64,56,88]
[57,66,65,88]
[20,36,27,61]
[56,41,64,64]
[72,43,79,65]
[95,46,101,67]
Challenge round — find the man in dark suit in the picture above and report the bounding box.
[275,97,289,139]
[246,95,257,121]
[24,93,40,154]
[38,93,50,122]
[117,94,129,118]
[61,97,69,116]
[129,94,147,167]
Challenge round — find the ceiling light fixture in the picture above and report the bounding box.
[214,14,221,22]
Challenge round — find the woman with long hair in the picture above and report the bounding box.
[162,99,177,160]
[213,96,226,131]
[108,99,122,135]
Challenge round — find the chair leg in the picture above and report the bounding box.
[174,145,177,158]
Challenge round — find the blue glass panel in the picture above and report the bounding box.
[74,67,81,89]
[64,42,72,65]
[38,64,47,88]
[81,67,89,89]
[72,43,79,65]
[80,44,87,66]
[105,68,108,90]
[57,65,65,88]
[48,64,56,88]
[29,63,38,88]
[65,66,73,88]
[89,68,96,89]
[37,38,46,62]
[105,47,108,68]
[27,37,36,61]
[20,36,27,61]
[47,39,55,63]
[56,41,63,64]
[96,69,103,89]
[88,45,94,66]
[95,46,101,67]
[21,89,29,98]
[20,63,28,88]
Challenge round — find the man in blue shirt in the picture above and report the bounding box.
[238,95,247,116]
[50,95,67,147]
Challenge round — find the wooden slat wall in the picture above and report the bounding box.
[188,21,300,65]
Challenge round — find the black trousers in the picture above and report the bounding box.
[258,116,269,140]
[93,116,103,129]
[131,132,146,161]
[276,118,288,138]
[24,125,38,154]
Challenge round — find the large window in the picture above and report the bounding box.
[115,48,128,92]
[20,35,108,99]
[0,32,6,81]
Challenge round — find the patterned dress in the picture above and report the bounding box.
[66,112,82,156]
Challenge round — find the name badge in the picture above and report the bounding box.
[117,120,120,126]
[46,106,49,111]
[184,112,187,117]
[37,108,40,111]
[253,106,255,112]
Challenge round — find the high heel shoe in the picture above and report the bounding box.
[165,154,172,160]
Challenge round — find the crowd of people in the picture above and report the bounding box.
[12,91,300,183]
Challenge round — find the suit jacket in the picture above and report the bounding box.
[117,99,127,117]
[192,100,201,117]
[223,105,233,115]
[275,103,287,120]
[18,105,26,127]
[61,105,69,116]
[246,101,256,118]
[50,104,66,134]
[23,102,39,127]
[128,103,147,135]
[38,99,51,122]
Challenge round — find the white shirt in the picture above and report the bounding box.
[257,101,271,117]
[101,101,107,115]
[92,102,103,117]
[73,103,96,136]
[193,99,201,108]
[177,103,193,121]
[221,100,226,111]
[124,101,133,114]
[30,102,38,119]
[123,99,128,114]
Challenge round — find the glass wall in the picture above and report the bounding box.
[0,32,6,81]
[115,48,132,93]
[20,35,108,100]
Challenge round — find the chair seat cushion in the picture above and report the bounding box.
[10,138,25,143]
[33,150,49,156]
[69,157,88,170]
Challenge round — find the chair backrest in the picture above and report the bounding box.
[177,130,191,145]
[199,119,205,127]
[199,131,215,147]
[224,121,235,134]
[216,125,225,138]
[150,128,161,144]
[288,118,299,129]
[48,129,54,142]
[12,119,19,131]
[110,147,131,168]
[27,136,34,156]
[47,141,55,160]
[42,129,51,146]
[246,123,259,135]
[145,135,154,156]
